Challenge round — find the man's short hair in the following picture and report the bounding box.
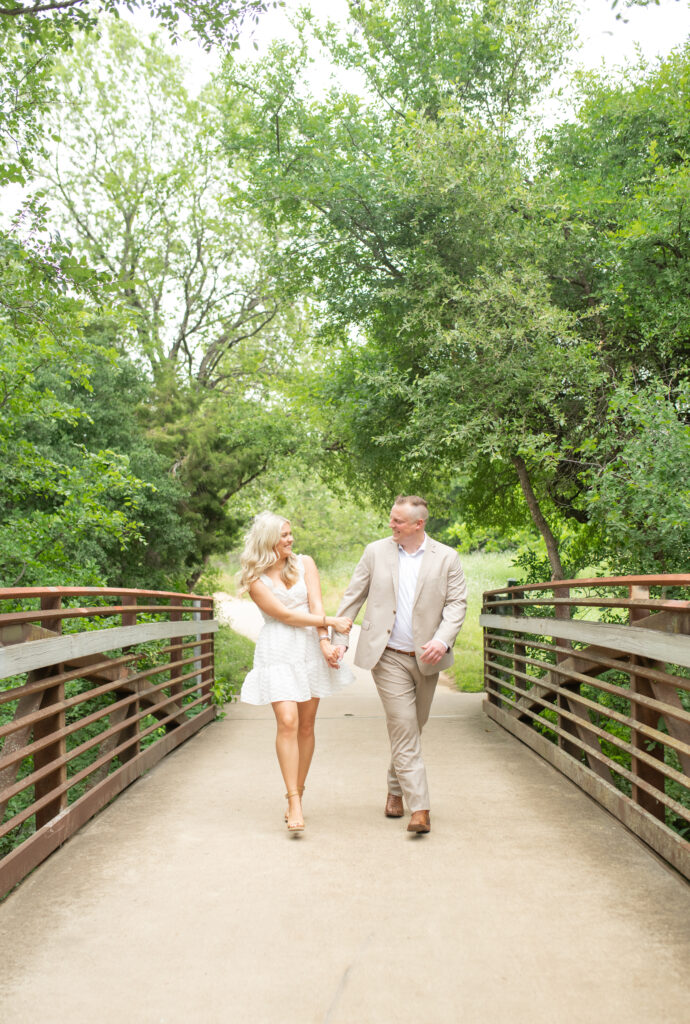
[393,494,429,523]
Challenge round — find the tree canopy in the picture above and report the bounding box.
[1,0,689,589]
[220,1,690,579]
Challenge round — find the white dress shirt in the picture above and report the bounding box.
[387,536,427,652]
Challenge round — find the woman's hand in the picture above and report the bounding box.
[319,641,341,668]
[328,616,352,634]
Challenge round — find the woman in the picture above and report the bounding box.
[239,512,354,833]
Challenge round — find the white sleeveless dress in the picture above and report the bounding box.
[240,555,355,705]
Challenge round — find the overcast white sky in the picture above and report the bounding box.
[239,0,690,63]
[173,0,690,94]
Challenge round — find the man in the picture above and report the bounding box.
[333,495,467,834]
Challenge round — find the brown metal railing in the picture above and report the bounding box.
[481,574,690,879]
[0,587,217,898]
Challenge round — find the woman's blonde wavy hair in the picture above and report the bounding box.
[238,512,299,593]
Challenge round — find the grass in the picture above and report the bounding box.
[449,550,516,692]
[213,624,255,704]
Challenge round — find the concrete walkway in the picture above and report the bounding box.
[1,598,688,1023]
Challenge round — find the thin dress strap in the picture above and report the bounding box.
[259,556,304,590]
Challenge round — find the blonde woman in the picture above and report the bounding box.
[239,513,354,832]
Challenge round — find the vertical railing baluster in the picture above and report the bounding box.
[33,594,66,830]
[629,584,665,822]
[484,592,499,707]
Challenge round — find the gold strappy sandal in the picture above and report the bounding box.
[284,785,304,822]
[285,790,305,833]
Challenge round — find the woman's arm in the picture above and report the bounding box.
[303,555,341,667]
[248,578,352,634]
[303,554,325,619]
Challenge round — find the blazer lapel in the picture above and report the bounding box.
[386,536,400,599]
[413,538,436,607]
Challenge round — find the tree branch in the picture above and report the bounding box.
[0,0,86,15]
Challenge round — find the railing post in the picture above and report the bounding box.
[483,592,500,707]
[118,593,139,764]
[33,594,67,829]
[193,598,202,695]
[554,585,582,760]
[169,602,183,701]
[199,599,214,701]
[511,584,526,700]
[629,584,665,822]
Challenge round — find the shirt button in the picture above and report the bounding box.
[386,628,391,633]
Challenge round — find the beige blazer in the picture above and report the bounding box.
[333,536,467,676]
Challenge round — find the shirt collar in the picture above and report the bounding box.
[398,533,427,558]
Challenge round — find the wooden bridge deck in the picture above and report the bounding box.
[1,632,688,1024]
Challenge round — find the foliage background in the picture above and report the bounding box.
[0,0,688,855]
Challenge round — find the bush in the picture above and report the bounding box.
[212,625,255,706]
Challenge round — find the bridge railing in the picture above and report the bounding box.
[480,574,690,879]
[0,586,218,898]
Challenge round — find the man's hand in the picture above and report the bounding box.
[419,639,447,665]
[320,641,341,668]
[333,644,347,662]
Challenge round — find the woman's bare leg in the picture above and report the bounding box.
[297,697,320,792]
[272,700,302,827]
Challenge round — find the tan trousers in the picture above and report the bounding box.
[371,648,439,812]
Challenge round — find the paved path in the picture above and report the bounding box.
[1,597,688,1023]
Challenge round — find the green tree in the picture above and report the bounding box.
[0,0,276,188]
[537,46,690,388]
[583,385,690,574]
[55,321,199,587]
[0,1,300,589]
[0,235,153,586]
[36,20,309,579]
[222,3,690,580]
[222,0,591,578]
[529,46,690,574]
[0,1,274,49]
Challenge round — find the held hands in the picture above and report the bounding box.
[319,640,341,669]
[419,639,447,665]
[317,615,351,668]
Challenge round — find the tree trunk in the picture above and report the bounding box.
[512,455,564,580]
[187,561,206,591]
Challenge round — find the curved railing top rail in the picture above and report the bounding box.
[484,573,690,595]
[0,586,212,602]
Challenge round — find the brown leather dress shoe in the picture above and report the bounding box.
[385,793,404,818]
[407,810,431,833]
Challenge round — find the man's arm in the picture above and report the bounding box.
[432,554,468,651]
[332,546,374,647]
